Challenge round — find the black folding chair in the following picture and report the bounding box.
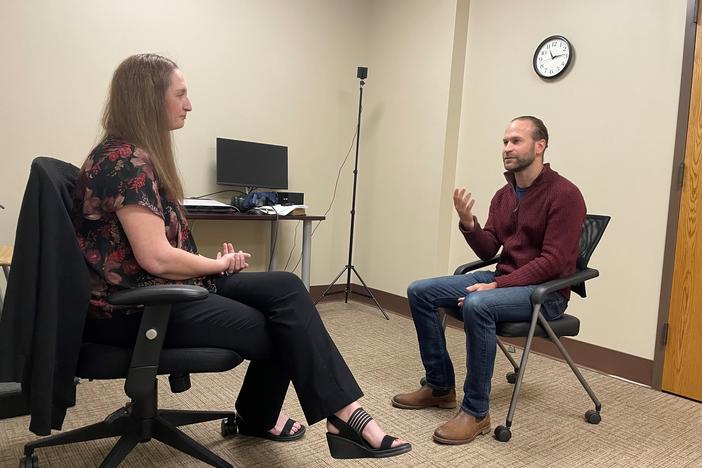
[428,214,610,442]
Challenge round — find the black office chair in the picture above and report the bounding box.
[425,214,610,442]
[4,158,243,467]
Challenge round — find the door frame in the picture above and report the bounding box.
[653,0,699,390]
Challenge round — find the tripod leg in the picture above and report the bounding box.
[350,266,389,319]
[315,266,349,305]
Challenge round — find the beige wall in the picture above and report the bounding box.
[0,0,690,361]
[449,0,687,359]
[344,0,688,360]
[352,0,460,292]
[0,0,370,282]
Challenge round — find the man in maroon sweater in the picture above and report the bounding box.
[392,116,586,445]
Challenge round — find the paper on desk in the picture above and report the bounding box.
[257,204,307,215]
[182,198,232,208]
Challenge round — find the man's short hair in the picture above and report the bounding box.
[512,116,549,147]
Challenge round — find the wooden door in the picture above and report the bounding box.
[662,2,702,402]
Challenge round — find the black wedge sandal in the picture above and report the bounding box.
[326,407,412,459]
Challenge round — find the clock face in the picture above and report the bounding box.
[533,35,572,79]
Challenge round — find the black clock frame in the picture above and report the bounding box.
[533,35,573,80]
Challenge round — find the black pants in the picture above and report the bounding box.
[84,271,363,429]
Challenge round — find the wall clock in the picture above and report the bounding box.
[533,35,573,79]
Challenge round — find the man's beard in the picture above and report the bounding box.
[504,153,535,173]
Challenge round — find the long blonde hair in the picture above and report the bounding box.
[101,53,184,202]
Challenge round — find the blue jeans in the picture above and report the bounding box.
[407,271,568,417]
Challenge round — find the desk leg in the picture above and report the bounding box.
[269,220,278,271]
[302,220,312,291]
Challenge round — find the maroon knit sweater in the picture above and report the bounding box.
[460,163,586,298]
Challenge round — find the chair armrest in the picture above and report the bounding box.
[531,268,599,304]
[108,284,208,306]
[454,256,500,275]
[106,284,208,400]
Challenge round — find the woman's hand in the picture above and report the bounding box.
[216,242,251,275]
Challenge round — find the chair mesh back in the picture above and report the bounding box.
[572,214,610,297]
[577,215,610,269]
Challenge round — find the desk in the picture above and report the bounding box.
[186,211,325,290]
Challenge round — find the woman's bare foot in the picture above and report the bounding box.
[327,402,408,448]
[268,412,303,436]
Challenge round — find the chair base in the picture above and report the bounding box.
[21,403,237,468]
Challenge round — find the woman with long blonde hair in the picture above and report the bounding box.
[73,53,411,460]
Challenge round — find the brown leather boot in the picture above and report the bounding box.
[432,410,491,445]
[391,386,457,410]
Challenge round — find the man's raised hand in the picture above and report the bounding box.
[453,187,476,230]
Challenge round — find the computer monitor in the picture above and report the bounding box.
[216,137,288,190]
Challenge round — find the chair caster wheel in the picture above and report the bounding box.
[419,376,427,387]
[19,454,39,468]
[494,425,511,442]
[221,416,237,437]
[585,409,601,424]
[506,371,517,384]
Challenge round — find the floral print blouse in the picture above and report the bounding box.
[73,137,209,319]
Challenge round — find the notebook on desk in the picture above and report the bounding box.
[182,198,233,212]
